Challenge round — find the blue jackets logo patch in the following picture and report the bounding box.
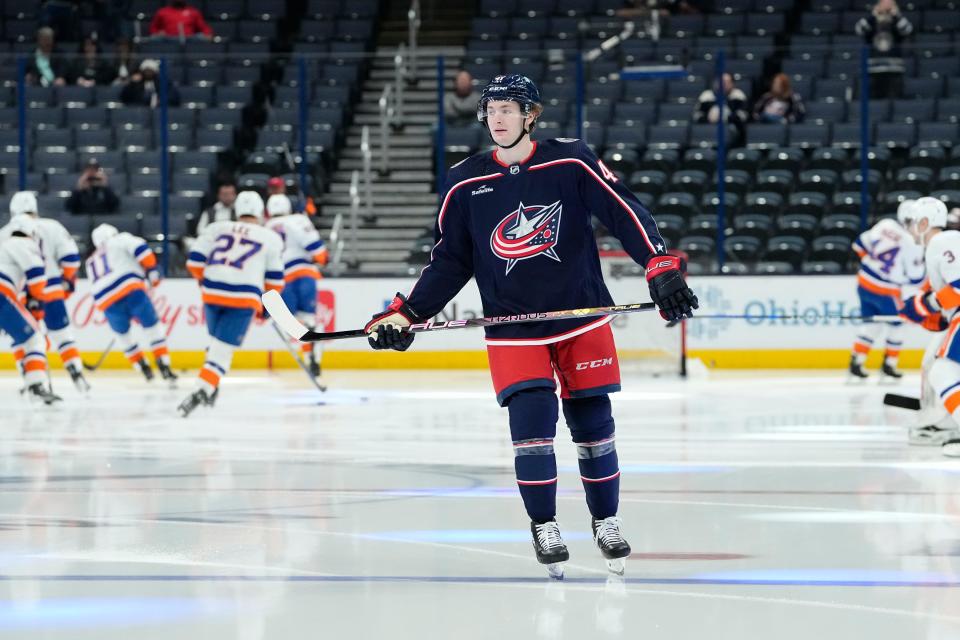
[489,200,563,275]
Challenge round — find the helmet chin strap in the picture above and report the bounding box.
[488,119,533,150]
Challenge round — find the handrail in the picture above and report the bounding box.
[328,212,345,276]
[360,125,374,221]
[407,0,421,83]
[394,43,406,126]
[378,84,393,175]
[348,170,360,268]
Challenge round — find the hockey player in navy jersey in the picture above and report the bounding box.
[364,75,698,578]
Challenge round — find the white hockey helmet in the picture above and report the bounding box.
[912,196,948,231]
[266,193,292,217]
[896,198,916,226]
[91,223,119,249]
[235,190,264,222]
[7,212,38,237]
[9,191,38,218]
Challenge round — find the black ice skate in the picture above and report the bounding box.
[65,363,91,392]
[592,516,631,576]
[943,435,960,458]
[177,388,214,418]
[26,383,62,405]
[849,356,869,379]
[308,352,321,377]
[137,359,154,382]
[157,361,178,386]
[531,519,569,580]
[881,361,903,379]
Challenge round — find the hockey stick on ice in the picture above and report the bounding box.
[82,338,117,372]
[883,393,921,411]
[262,290,658,343]
[268,320,328,392]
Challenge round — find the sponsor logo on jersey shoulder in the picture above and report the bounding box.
[471,184,494,196]
[556,138,580,143]
[489,200,563,275]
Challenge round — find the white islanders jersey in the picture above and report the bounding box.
[924,230,960,324]
[0,236,46,302]
[186,220,284,311]
[853,218,924,297]
[0,218,80,300]
[85,232,159,311]
[265,214,328,282]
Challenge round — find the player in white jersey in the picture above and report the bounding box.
[0,192,89,392]
[897,197,960,456]
[265,194,328,376]
[849,200,925,378]
[179,190,284,417]
[85,224,177,384]
[0,216,61,404]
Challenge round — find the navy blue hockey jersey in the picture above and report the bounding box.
[406,138,667,344]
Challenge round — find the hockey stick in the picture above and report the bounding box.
[82,338,117,372]
[262,290,658,343]
[677,314,901,322]
[883,393,921,411]
[268,320,328,392]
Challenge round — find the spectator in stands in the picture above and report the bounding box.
[444,70,481,127]
[70,37,117,87]
[26,27,67,88]
[694,73,748,147]
[149,0,214,40]
[110,37,139,86]
[188,181,238,240]
[855,0,913,99]
[67,159,120,215]
[752,73,806,124]
[121,59,182,107]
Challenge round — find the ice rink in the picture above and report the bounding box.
[1,368,958,639]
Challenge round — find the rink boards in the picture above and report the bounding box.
[0,275,935,369]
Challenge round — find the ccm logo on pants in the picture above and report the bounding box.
[576,358,614,371]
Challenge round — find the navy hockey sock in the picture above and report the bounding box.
[508,389,559,523]
[563,395,620,519]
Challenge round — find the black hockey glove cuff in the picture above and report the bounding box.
[645,254,699,322]
[364,293,421,351]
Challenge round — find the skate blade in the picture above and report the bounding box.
[908,428,957,446]
[605,557,625,576]
[942,441,960,458]
[546,562,565,580]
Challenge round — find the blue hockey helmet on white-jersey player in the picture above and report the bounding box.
[477,74,543,149]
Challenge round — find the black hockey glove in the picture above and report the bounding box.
[364,293,421,351]
[645,254,698,322]
[24,294,45,322]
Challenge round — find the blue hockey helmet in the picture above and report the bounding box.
[477,75,543,149]
[476,74,543,122]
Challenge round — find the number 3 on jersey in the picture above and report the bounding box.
[208,234,263,269]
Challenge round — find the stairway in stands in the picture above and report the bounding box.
[318,1,475,275]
